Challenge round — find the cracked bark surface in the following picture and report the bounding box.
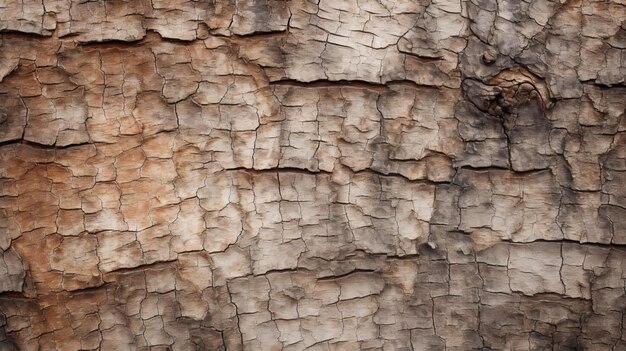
[0,0,625,350]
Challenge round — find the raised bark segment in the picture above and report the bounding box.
[0,0,625,350]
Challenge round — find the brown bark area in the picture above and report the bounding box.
[0,0,625,350]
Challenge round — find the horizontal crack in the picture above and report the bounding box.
[454,165,553,175]
[0,291,29,300]
[317,269,376,281]
[223,166,448,184]
[499,238,626,249]
[226,30,289,40]
[102,259,178,278]
[270,78,440,91]
[0,139,95,150]
[67,283,110,295]
[0,30,51,38]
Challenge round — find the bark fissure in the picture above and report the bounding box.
[0,0,624,350]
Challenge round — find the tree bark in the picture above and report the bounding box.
[0,0,625,350]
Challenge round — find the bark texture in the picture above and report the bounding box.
[0,0,625,350]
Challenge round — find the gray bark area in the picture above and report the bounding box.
[0,0,625,350]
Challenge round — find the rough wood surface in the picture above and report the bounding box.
[0,0,625,350]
